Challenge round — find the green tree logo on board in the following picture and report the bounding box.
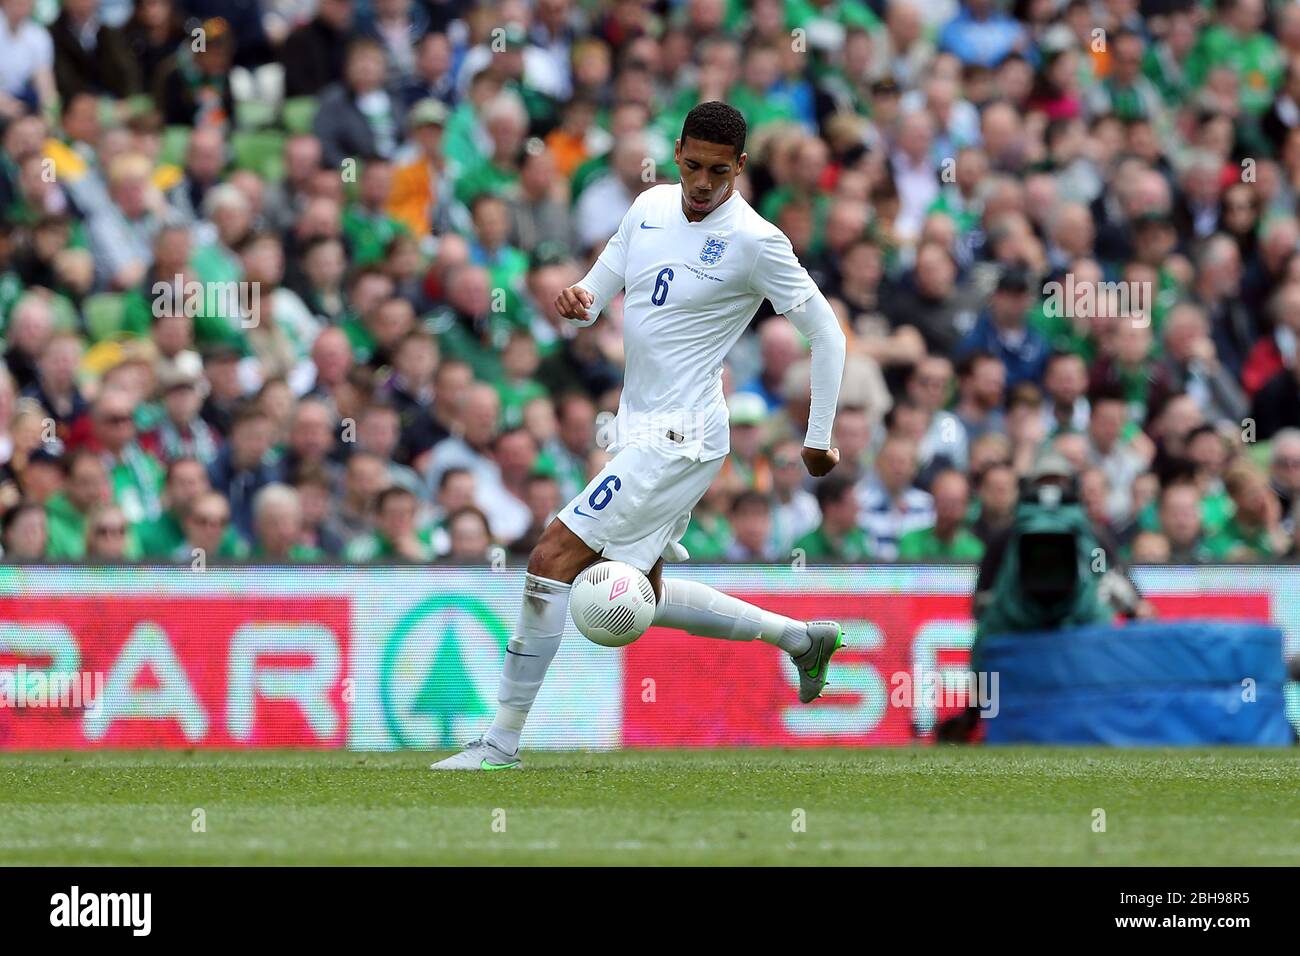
[380,593,509,748]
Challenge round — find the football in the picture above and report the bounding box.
[570,561,658,647]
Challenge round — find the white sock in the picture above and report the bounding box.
[486,573,571,754]
[652,577,811,655]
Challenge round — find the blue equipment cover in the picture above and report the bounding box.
[980,621,1294,745]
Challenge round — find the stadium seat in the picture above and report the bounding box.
[48,294,79,334]
[236,99,279,130]
[119,94,155,119]
[82,293,128,343]
[232,130,287,183]
[282,96,319,135]
[159,126,191,168]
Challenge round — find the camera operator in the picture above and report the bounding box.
[937,451,1154,742]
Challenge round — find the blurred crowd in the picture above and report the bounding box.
[3,0,1300,565]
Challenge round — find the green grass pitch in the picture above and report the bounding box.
[0,748,1297,865]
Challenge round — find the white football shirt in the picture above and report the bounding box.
[576,183,817,462]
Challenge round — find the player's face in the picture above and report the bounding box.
[675,136,745,219]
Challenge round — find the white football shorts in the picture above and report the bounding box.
[556,442,725,572]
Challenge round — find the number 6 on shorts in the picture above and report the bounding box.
[589,475,622,511]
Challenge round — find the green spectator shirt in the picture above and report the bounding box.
[727,84,800,136]
[681,515,733,561]
[343,529,436,562]
[45,493,144,560]
[1143,42,1190,104]
[533,445,587,501]
[1185,25,1282,115]
[896,526,986,561]
[134,509,185,559]
[340,312,377,365]
[784,0,881,33]
[794,525,874,562]
[0,271,23,327]
[1203,517,1277,561]
[121,283,248,353]
[497,378,549,430]
[1136,491,1231,538]
[108,446,165,525]
[45,493,90,560]
[342,205,411,267]
[426,308,508,385]
[453,158,519,207]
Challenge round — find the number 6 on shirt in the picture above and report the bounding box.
[651,268,674,305]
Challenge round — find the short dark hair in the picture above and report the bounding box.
[292,464,332,490]
[525,471,558,491]
[730,490,770,517]
[680,101,747,157]
[977,461,1016,489]
[399,329,438,353]
[2,501,44,539]
[301,234,343,258]
[376,485,416,512]
[439,467,472,492]
[1088,383,1127,408]
[347,36,386,61]
[956,350,999,379]
[492,427,536,455]
[814,474,856,511]
[231,402,270,431]
[1007,382,1042,411]
[1044,351,1084,374]
[447,504,491,534]
[61,90,97,117]
[234,231,279,256]
[360,398,399,421]
[165,456,204,485]
[63,448,102,479]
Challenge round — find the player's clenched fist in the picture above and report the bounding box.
[556,285,595,322]
[802,446,840,477]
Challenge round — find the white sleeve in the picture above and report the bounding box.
[570,198,636,326]
[569,259,624,327]
[749,231,818,316]
[785,290,846,451]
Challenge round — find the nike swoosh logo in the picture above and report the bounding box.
[480,758,518,771]
[640,222,662,229]
[806,628,842,680]
[807,641,829,680]
[572,506,596,518]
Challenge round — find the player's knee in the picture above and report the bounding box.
[527,521,590,582]
[526,536,564,580]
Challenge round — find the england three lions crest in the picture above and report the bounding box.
[699,235,729,267]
